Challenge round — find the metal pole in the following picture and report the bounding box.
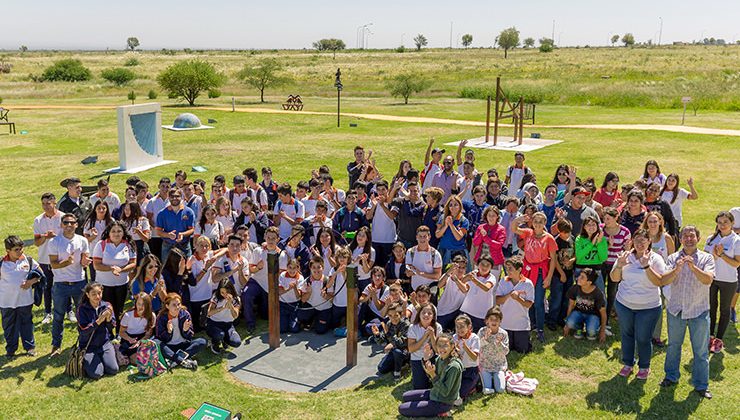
[267,251,280,349]
[519,97,524,145]
[337,88,341,128]
[346,265,358,367]
[658,17,663,46]
[493,77,501,146]
[485,95,491,143]
[682,102,686,125]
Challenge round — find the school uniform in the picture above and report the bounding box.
[206,296,242,348]
[298,275,333,334]
[274,199,305,240]
[407,322,443,390]
[278,239,312,278]
[48,234,89,348]
[33,210,63,314]
[93,240,136,333]
[453,332,481,398]
[0,255,43,355]
[496,276,535,354]
[352,247,376,292]
[460,271,499,331]
[385,258,412,294]
[188,251,217,332]
[154,309,206,364]
[278,272,304,333]
[119,309,153,356]
[436,276,467,331]
[405,246,443,291]
[359,283,389,336]
[77,300,118,379]
[370,202,398,268]
[242,247,277,329]
[329,268,352,328]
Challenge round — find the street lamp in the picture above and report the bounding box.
[335,68,343,128]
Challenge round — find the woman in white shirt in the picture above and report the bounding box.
[84,201,113,282]
[206,278,242,354]
[214,197,238,237]
[93,221,137,335]
[119,292,155,361]
[659,174,698,230]
[459,255,499,332]
[120,201,151,260]
[610,228,666,380]
[187,236,227,333]
[350,226,376,292]
[195,204,225,249]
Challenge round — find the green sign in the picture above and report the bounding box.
[190,402,231,420]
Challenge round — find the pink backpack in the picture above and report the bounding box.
[505,370,539,396]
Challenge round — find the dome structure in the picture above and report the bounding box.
[172,113,202,129]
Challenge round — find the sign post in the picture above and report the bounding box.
[681,96,691,126]
[345,265,358,367]
[267,251,280,349]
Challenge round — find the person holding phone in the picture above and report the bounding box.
[154,293,206,370]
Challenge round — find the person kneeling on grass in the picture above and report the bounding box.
[206,279,242,354]
[119,292,155,364]
[478,306,509,394]
[372,302,410,381]
[398,333,463,418]
[563,268,607,343]
[77,282,118,379]
[155,293,206,370]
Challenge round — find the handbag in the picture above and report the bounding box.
[65,325,98,379]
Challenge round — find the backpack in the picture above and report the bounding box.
[505,370,539,396]
[135,339,169,378]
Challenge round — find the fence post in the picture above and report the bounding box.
[267,251,280,349]
[346,265,358,367]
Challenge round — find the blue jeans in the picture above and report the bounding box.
[410,359,432,389]
[547,271,573,326]
[51,281,86,348]
[566,310,602,337]
[664,310,710,390]
[528,270,546,331]
[161,240,192,263]
[481,369,506,393]
[1,305,35,354]
[241,279,267,329]
[157,338,207,363]
[377,348,408,374]
[83,341,118,379]
[615,300,661,369]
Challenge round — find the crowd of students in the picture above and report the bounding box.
[0,139,738,416]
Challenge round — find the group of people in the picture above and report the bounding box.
[1,139,738,416]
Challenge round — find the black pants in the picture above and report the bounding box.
[710,280,737,340]
[41,263,55,314]
[149,237,163,264]
[507,329,532,354]
[102,284,128,335]
[372,242,394,268]
[188,300,209,333]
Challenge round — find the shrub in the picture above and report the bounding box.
[148,90,158,99]
[208,89,221,99]
[124,58,140,67]
[127,91,136,104]
[395,45,406,53]
[385,73,431,104]
[157,60,225,105]
[41,59,92,82]
[101,68,136,86]
[0,58,11,74]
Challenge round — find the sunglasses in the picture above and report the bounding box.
[62,221,77,225]
[558,172,567,176]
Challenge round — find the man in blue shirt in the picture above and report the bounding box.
[538,184,566,232]
[156,189,195,261]
[462,185,489,247]
[332,190,368,243]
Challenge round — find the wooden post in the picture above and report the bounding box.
[345,265,358,367]
[493,77,501,146]
[518,98,524,145]
[232,97,235,112]
[267,251,280,349]
[485,95,491,143]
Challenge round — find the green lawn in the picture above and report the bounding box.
[0,108,738,419]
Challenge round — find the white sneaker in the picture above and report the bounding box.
[41,314,52,325]
[605,329,613,337]
[67,311,77,323]
[453,398,463,407]
[483,388,495,395]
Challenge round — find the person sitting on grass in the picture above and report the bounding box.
[154,293,205,370]
[407,302,443,390]
[563,268,607,343]
[206,278,242,354]
[372,302,410,381]
[77,282,118,379]
[406,284,433,323]
[398,333,463,418]
[478,306,509,394]
[119,292,155,364]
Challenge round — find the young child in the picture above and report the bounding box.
[385,242,411,294]
[547,218,575,330]
[407,303,443,389]
[243,226,281,333]
[436,255,470,331]
[206,278,242,354]
[495,256,534,354]
[459,255,498,332]
[119,292,155,362]
[278,258,304,334]
[563,268,607,342]
[328,247,352,332]
[298,257,333,334]
[406,284,433,322]
[453,314,481,400]
[381,283,409,319]
[359,266,389,336]
[398,333,463,418]
[372,302,410,380]
[478,306,509,394]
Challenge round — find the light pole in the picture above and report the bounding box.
[658,17,663,46]
[335,68,343,128]
[360,23,373,49]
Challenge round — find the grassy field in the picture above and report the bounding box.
[0,108,738,419]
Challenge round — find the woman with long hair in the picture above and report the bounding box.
[84,200,113,282]
[435,196,471,270]
[350,226,375,292]
[659,173,698,231]
[120,201,150,260]
[593,172,621,208]
[130,254,166,312]
[76,282,118,379]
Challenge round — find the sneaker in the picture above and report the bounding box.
[482,388,495,395]
[712,339,724,354]
[636,368,650,380]
[586,334,597,341]
[3,352,15,359]
[179,358,198,370]
[26,348,37,357]
[393,371,401,381]
[67,311,77,323]
[659,378,677,387]
[605,326,613,337]
[618,365,633,377]
[537,330,545,343]
[453,398,463,407]
[574,330,584,339]
[210,342,221,355]
[49,346,62,358]
[41,313,53,325]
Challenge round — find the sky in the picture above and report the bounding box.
[2,0,739,50]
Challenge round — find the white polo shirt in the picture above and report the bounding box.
[90,192,121,212]
[84,220,108,252]
[230,190,250,215]
[208,297,240,323]
[371,203,397,244]
[437,276,467,316]
[361,284,389,316]
[249,247,283,292]
[460,270,499,319]
[121,310,152,335]
[93,240,135,287]
[48,234,89,282]
[147,196,169,238]
[408,322,443,360]
[328,268,348,307]
[189,251,216,302]
[302,275,333,311]
[352,247,376,280]
[0,255,38,308]
[496,277,535,332]
[33,211,64,264]
[453,332,481,369]
[248,187,269,210]
[275,199,305,240]
[405,246,443,290]
[279,273,304,304]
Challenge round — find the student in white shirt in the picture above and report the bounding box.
[496,256,534,354]
[194,204,225,248]
[298,257,334,334]
[119,292,155,361]
[309,227,338,277]
[242,227,282,333]
[83,200,113,282]
[660,174,698,230]
[33,192,64,323]
[228,175,250,215]
[453,314,481,399]
[459,256,498,332]
[206,278,242,354]
[437,255,470,331]
[406,302,443,390]
[328,247,353,329]
[187,236,227,333]
[89,178,121,211]
[366,180,398,268]
[243,167,270,211]
[405,226,443,291]
[274,183,305,240]
[215,196,238,236]
[278,258,304,334]
[1,236,44,357]
[359,266,390,336]
[350,226,376,292]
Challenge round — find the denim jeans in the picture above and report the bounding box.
[528,270,546,331]
[51,281,86,347]
[615,300,661,369]
[439,247,472,272]
[161,240,192,263]
[1,305,35,354]
[157,338,207,363]
[547,271,573,327]
[566,310,602,337]
[377,348,408,374]
[83,341,118,379]
[481,369,506,393]
[664,310,710,390]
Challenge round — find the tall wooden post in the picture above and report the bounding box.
[345,265,358,367]
[493,77,501,146]
[485,95,491,143]
[518,97,524,145]
[267,251,280,349]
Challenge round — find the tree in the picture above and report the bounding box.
[127,90,136,105]
[41,59,92,82]
[101,68,136,86]
[385,73,431,104]
[126,37,140,51]
[313,38,346,59]
[538,38,554,53]
[156,60,225,106]
[413,34,428,51]
[461,34,473,48]
[237,59,291,103]
[610,34,620,46]
[621,33,635,47]
[19,45,28,53]
[523,37,535,48]
[497,27,520,58]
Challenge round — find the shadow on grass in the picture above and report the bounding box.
[585,374,646,415]
[641,386,703,419]
[0,345,90,391]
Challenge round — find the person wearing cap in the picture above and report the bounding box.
[421,138,444,191]
[432,156,462,205]
[156,189,196,262]
[57,177,92,235]
[557,187,600,236]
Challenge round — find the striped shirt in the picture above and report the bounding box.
[602,224,631,265]
[665,249,714,320]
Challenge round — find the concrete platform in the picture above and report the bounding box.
[445,135,562,152]
[226,332,385,393]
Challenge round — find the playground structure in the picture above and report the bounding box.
[484,76,536,145]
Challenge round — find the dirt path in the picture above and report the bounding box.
[8,104,740,137]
